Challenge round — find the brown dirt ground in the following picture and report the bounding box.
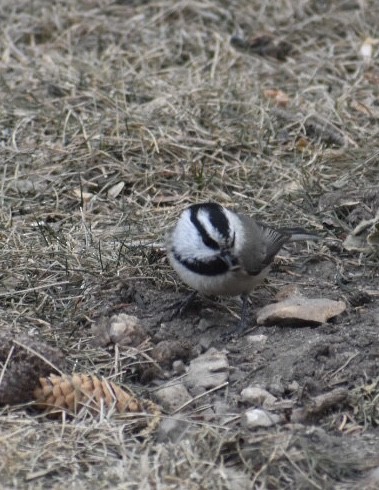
[0,0,379,489]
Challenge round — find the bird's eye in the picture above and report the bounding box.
[202,234,220,250]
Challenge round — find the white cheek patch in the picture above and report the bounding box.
[173,210,215,260]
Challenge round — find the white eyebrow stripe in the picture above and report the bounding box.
[223,209,246,252]
[197,209,226,244]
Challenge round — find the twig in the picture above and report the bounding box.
[172,381,229,414]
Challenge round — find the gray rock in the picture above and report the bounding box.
[184,348,229,394]
[154,382,192,412]
[241,386,277,407]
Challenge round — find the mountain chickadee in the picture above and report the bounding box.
[166,202,318,330]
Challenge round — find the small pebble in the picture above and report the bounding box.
[241,386,277,407]
[244,408,281,428]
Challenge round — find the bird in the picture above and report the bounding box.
[166,202,318,331]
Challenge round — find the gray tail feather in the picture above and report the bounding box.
[277,227,320,242]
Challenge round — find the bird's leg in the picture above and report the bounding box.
[163,290,198,320]
[241,293,251,327]
[235,293,251,333]
[220,293,252,340]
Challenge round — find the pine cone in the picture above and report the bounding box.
[34,373,144,415]
[0,335,65,405]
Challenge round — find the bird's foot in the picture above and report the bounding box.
[221,293,253,340]
[162,291,198,321]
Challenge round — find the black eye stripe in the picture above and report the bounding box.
[189,203,230,250]
[189,205,220,250]
[206,204,230,238]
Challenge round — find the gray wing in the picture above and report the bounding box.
[259,226,290,267]
[237,214,289,275]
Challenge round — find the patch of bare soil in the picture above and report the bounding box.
[0,0,378,488]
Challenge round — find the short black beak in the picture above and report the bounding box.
[220,250,240,271]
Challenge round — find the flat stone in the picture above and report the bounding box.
[257,297,346,326]
[184,348,229,394]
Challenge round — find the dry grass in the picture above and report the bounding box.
[1,0,379,488]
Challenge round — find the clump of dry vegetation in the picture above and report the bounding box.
[1,0,379,488]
